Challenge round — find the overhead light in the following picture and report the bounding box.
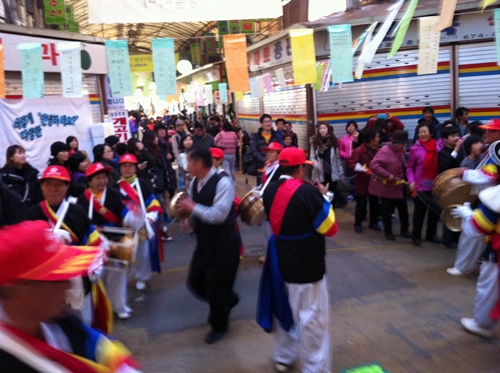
[177,60,193,75]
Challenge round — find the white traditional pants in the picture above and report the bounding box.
[474,261,499,329]
[454,233,487,273]
[132,239,152,282]
[101,262,131,314]
[274,276,331,373]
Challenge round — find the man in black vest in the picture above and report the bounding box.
[176,148,240,344]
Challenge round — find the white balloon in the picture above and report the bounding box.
[177,60,193,75]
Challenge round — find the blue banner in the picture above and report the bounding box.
[328,24,354,84]
[105,40,133,97]
[18,43,43,99]
[152,38,177,96]
[219,83,228,103]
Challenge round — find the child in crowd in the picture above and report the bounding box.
[460,135,484,170]
[282,133,296,148]
[284,122,298,147]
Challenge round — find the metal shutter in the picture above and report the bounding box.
[5,71,103,124]
[237,93,261,136]
[316,47,452,138]
[457,41,500,121]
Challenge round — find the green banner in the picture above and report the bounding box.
[206,37,218,56]
[143,78,152,97]
[44,0,65,24]
[131,74,139,90]
[388,0,419,58]
[240,20,255,34]
[218,21,229,49]
[229,20,241,34]
[190,43,201,65]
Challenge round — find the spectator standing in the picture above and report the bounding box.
[284,122,298,148]
[461,135,484,169]
[282,133,296,148]
[367,113,404,135]
[129,115,139,138]
[193,121,215,151]
[456,106,470,136]
[48,141,70,169]
[68,152,89,198]
[66,136,89,161]
[215,120,239,180]
[207,115,222,138]
[275,118,286,144]
[368,130,411,241]
[93,144,120,187]
[348,129,380,233]
[249,114,281,185]
[0,145,43,209]
[413,106,442,142]
[0,179,24,227]
[408,122,443,246]
[127,138,156,190]
[340,121,359,160]
[310,122,347,208]
[178,135,194,190]
[172,118,188,160]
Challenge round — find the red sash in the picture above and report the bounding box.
[0,323,99,373]
[84,190,120,224]
[40,201,79,244]
[269,178,303,235]
[119,180,140,206]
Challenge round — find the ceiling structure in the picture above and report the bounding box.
[66,0,280,55]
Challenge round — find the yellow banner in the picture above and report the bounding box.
[290,29,317,85]
[129,54,154,72]
[436,0,457,31]
[223,35,250,92]
[235,91,244,100]
[0,45,5,98]
[483,0,496,10]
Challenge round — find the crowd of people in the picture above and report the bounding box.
[0,104,499,373]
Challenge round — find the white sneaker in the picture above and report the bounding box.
[461,318,496,338]
[136,280,146,290]
[274,362,292,373]
[446,267,464,277]
[117,312,132,319]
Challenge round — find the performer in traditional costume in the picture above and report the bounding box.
[176,148,240,345]
[24,166,111,334]
[0,220,141,373]
[451,184,500,338]
[118,154,163,291]
[77,162,144,319]
[258,147,338,373]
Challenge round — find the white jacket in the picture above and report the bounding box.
[310,142,344,182]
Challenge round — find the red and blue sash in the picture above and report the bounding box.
[40,201,79,244]
[84,190,120,224]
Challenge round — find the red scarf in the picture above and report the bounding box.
[420,138,439,180]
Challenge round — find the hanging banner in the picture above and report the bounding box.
[18,43,43,99]
[107,110,131,142]
[223,35,250,92]
[388,0,419,58]
[249,77,259,97]
[275,68,287,88]
[204,85,214,104]
[131,74,139,90]
[313,62,325,91]
[418,16,440,75]
[219,83,228,103]
[129,54,154,72]
[235,91,244,100]
[256,76,266,97]
[57,42,83,98]
[355,22,378,79]
[241,20,255,34]
[290,29,317,85]
[206,37,218,56]
[87,0,283,23]
[218,21,230,48]
[196,86,205,106]
[483,0,496,10]
[143,78,152,97]
[0,45,5,98]
[262,73,274,93]
[191,43,202,65]
[0,96,93,172]
[321,60,333,92]
[152,38,177,95]
[229,20,241,34]
[495,9,500,66]
[105,40,133,97]
[328,24,354,84]
[44,0,65,24]
[436,0,457,31]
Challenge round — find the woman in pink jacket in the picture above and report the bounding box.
[214,120,239,180]
[407,122,443,246]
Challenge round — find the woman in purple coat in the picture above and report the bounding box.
[368,130,411,241]
[407,122,443,246]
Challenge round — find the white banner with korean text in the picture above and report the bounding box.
[0,96,94,173]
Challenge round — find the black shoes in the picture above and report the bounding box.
[354,226,362,233]
[385,233,395,241]
[412,238,422,246]
[442,242,458,249]
[205,329,226,344]
[401,230,412,239]
[426,236,441,244]
[368,224,382,231]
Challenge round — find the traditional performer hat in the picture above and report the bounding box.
[279,147,313,167]
[478,118,500,131]
[86,162,112,178]
[40,165,71,182]
[263,142,284,152]
[209,147,225,159]
[119,154,138,164]
[0,220,101,285]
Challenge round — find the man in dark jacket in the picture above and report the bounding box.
[192,121,215,151]
[0,181,24,228]
[412,106,441,142]
[249,114,281,185]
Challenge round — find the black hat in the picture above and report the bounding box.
[391,130,409,144]
[50,141,70,157]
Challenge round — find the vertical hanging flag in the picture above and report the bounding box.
[206,37,218,57]
[191,43,202,65]
[256,76,266,96]
[483,0,497,10]
[196,85,205,106]
[223,35,250,92]
[436,0,457,31]
[328,24,354,84]
[105,40,133,97]
[275,68,287,88]
[219,83,228,103]
[218,21,230,48]
[235,91,244,100]
[204,85,214,104]
[131,74,139,90]
[355,22,378,79]
[152,38,177,95]
[418,17,440,75]
[229,20,241,34]
[249,77,259,97]
[143,78,152,97]
[240,20,255,34]
[57,42,82,98]
[18,43,43,99]
[388,0,419,58]
[262,73,274,93]
[290,29,317,85]
[495,9,500,66]
[0,44,5,98]
[313,63,324,91]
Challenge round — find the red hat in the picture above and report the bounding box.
[278,147,314,167]
[86,162,112,178]
[0,220,101,285]
[40,165,71,182]
[210,147,225,159]
[263,142,284,152]
[478,118,500,131]
[119,154,138,164]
